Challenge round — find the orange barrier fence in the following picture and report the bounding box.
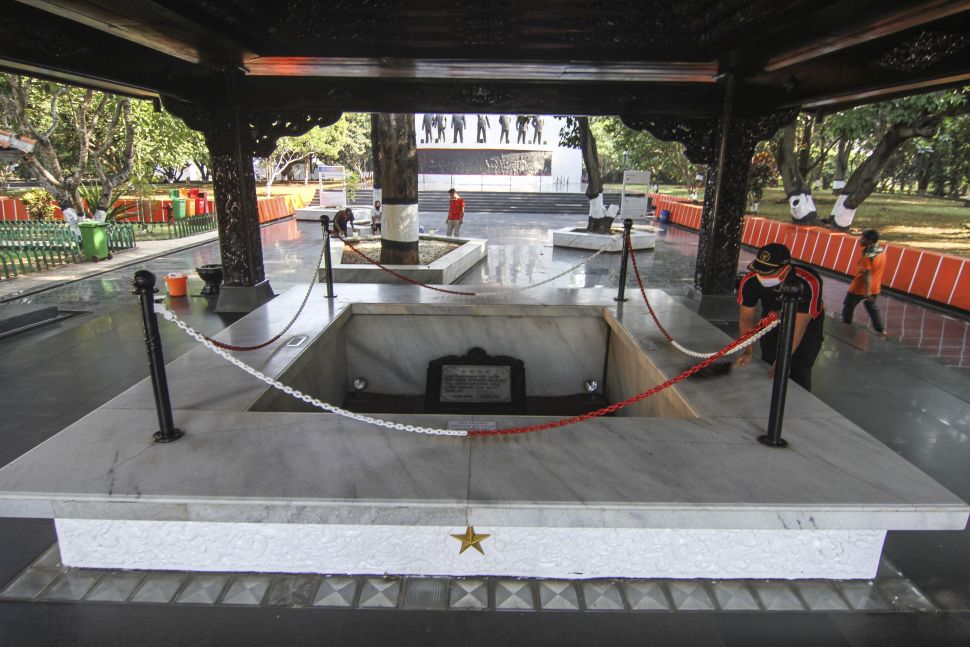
[0,197,29,221]
[650,193,970,313]
[1,192,303,225]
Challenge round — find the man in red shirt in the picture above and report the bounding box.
[842,228,887,337]
[446,188,465,237]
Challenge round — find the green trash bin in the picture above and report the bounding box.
[78,220,110,261]
[171,198,186,220]
[168,188,180,199]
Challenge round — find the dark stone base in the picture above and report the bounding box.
[215,280,276,313]
[0,303,60,335]
[684,287,741,322]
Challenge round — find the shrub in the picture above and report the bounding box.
[20,189,57,221]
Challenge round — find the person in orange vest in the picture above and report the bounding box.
[842,229,887,337]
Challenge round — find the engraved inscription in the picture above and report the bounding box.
[440,365,511,403]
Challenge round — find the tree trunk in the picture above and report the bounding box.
[577,117,613,234]
[917,176,929,196]
[832,138,849,194]
[830,116,941,228]
[376,113,419,265]
[774,123,817,225]
[371,113,384,207]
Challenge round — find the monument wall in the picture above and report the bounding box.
[418,149,552,176]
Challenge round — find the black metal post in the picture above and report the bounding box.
[758,282,802,448]
[615,218,633,302]
[131,270,184,443]
[320,215,335,300]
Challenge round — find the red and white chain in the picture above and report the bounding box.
[473,237,619,294]
[625,234,773,358]
[153,301,776,438]
[335,233,618,296]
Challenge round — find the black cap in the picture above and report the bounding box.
[748,243,791,275]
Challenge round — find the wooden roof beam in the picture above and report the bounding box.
[13,0,252,65]
[244,57,718,84]
[764,0,970,71]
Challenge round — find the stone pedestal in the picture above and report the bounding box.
[215,280,275,313]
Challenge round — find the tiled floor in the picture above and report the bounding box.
[1,211,969,645]
[0,544,941,614]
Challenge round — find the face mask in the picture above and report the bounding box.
[758,276,783,287]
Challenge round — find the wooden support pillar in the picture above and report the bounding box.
[162,80,341,311]
[622,100,798,298]
[206,74,266,293]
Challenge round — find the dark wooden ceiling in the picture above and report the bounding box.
[1,0,969,116]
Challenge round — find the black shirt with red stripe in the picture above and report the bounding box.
[738,264,825,335]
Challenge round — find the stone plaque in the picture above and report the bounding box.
[440,365,511,403]
[426,347,525,414]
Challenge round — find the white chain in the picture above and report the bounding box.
[470,236,619,295]
[154,299,776,437]
[154,302,467,436]
[670,319,780,357]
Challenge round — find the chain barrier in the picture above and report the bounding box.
[334,233,476,296]
[626,233,752,359]
[472,238,619,295]
[334,232,618,297]
[466,312,778,436]
[196,240,328,352]
[154,302,777,438]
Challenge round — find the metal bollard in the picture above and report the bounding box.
[131,270,184,443]
[615,218,634,302]
[758,281,802,448]
[320,215,335,300]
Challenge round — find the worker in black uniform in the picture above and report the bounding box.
[735,243,825,391]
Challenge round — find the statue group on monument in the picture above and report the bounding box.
[420,114,546,145]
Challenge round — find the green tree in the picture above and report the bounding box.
[559,116,615,233]
[598,118,703,193]
[337,112,372,178]
[827,89,970,228]
[0,74,134,219]
[131,101,206,183]
[260,116,352,194]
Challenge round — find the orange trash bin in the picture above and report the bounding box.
[164,272,188,297]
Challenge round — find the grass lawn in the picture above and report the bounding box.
[755,188,970,258]
[623,184,970,259]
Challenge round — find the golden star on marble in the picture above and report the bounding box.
[450,526,490,555]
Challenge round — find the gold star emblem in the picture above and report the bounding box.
[450,526,490,555]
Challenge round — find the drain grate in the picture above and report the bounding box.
[0,309,87,340]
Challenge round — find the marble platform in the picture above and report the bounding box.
[552,226,656,252]
[319,235,487,285]
[0,285,964,580]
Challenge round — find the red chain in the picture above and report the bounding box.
[627,232,674,342]
[469,310,778,437]
[335,233,477,296]
[204,333,286,352]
